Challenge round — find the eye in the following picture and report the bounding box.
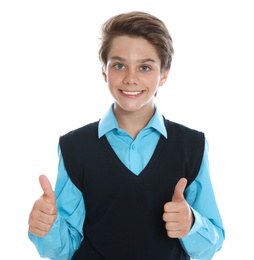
[140,65,151,72]
[113,63,125,70]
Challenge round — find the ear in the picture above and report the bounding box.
[102,67,107,83]
[159,69,170,86]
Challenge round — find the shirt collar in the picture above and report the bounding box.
[98,103,167,138]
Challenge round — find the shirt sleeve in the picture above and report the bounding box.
[28,145,85,260]
[179,139,225,259]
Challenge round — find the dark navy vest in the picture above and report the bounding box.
[59,118,205,260]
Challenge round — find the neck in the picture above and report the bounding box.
[113,104,155,139]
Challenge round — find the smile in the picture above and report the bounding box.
[122,91,142,95]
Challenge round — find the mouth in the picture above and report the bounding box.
[121,90,143,96]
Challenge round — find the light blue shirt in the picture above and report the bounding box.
[28,105,225,260]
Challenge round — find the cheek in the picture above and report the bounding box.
[107,72,121,85]
[145,76,161,87]
[107,75,117,92]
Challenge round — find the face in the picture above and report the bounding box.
[102,36,169,115]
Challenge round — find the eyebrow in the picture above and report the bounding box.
[110,56,156,63]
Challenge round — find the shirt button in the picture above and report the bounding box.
[131,144,136,150]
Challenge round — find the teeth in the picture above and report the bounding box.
[122,91,142,95]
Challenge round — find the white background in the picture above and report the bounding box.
[0,1,253,259]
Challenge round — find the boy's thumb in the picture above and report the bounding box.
[172,178,187,203]
[39,174,56,205]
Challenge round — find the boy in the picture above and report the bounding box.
[28,11,225,259]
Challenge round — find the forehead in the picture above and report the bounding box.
[108,35,160,61]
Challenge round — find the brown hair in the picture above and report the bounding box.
[98,11,174,72]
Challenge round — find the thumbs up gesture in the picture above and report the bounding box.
[162,178,194,238]
[28,175,57,237]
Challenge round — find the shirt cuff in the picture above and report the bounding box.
[185,206,203,236]
[28,214,62,257]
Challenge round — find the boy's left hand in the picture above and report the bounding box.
[162,178,194,238]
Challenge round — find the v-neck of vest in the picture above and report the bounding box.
[99,134,167,181]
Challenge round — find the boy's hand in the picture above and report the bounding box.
[28,175,57,237]
[163,178,194,238]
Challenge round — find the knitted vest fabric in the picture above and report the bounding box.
[59,118,205,260]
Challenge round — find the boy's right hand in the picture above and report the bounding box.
[28,174,57,237]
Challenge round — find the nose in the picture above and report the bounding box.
[122,69,138,85]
